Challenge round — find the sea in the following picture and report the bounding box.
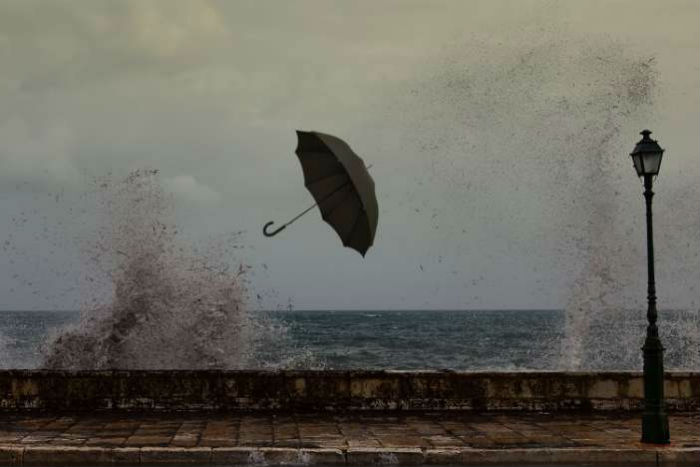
[1,309,698,371]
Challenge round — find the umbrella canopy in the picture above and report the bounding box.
[263,131,378,256]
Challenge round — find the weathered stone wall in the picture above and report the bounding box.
[0,370,697,412]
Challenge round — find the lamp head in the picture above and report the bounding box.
[630,129,664,177]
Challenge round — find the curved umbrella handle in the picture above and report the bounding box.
[263,221,287,237]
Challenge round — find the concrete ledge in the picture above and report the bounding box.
[1,445,698,466]
[298,448,346,465]
[346,447,425,465]
[1,370,698,412]
[423,448,462,465]
[22,446,114,465]
[0,446,22,465]
[210,447,254,465]
[140,447,212,464]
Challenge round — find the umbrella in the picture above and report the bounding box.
[263,130,378,256]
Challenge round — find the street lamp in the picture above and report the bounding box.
[629,129,670,444]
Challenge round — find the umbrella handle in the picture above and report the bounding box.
[262,200,319,238]
[263,221,287,237]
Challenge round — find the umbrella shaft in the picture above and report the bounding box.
[285,181,352,227]
[287,201,320,225]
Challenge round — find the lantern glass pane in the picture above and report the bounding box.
[632,154,644,176]
[642,152,662,175]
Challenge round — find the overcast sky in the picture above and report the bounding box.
[0,0,698,311]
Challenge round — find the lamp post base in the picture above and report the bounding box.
[641,411,670,444]
[641,335,670,444]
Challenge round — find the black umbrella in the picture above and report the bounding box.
[263,131,378,256]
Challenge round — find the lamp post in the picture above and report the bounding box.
[629,129,670,444]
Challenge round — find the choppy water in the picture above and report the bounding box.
[2,309,698,371]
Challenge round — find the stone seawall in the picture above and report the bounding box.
[1,370,697,412]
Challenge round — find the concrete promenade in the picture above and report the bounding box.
[1,412,698,466]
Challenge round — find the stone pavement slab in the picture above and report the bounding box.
[0,412,697,465]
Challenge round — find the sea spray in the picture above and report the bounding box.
[43,169,255,369]
[399,31,699,370]
[550,56,700,371]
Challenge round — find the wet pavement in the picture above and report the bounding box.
[0,412,698,465]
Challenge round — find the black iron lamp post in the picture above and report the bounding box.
[629,129,670,444]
